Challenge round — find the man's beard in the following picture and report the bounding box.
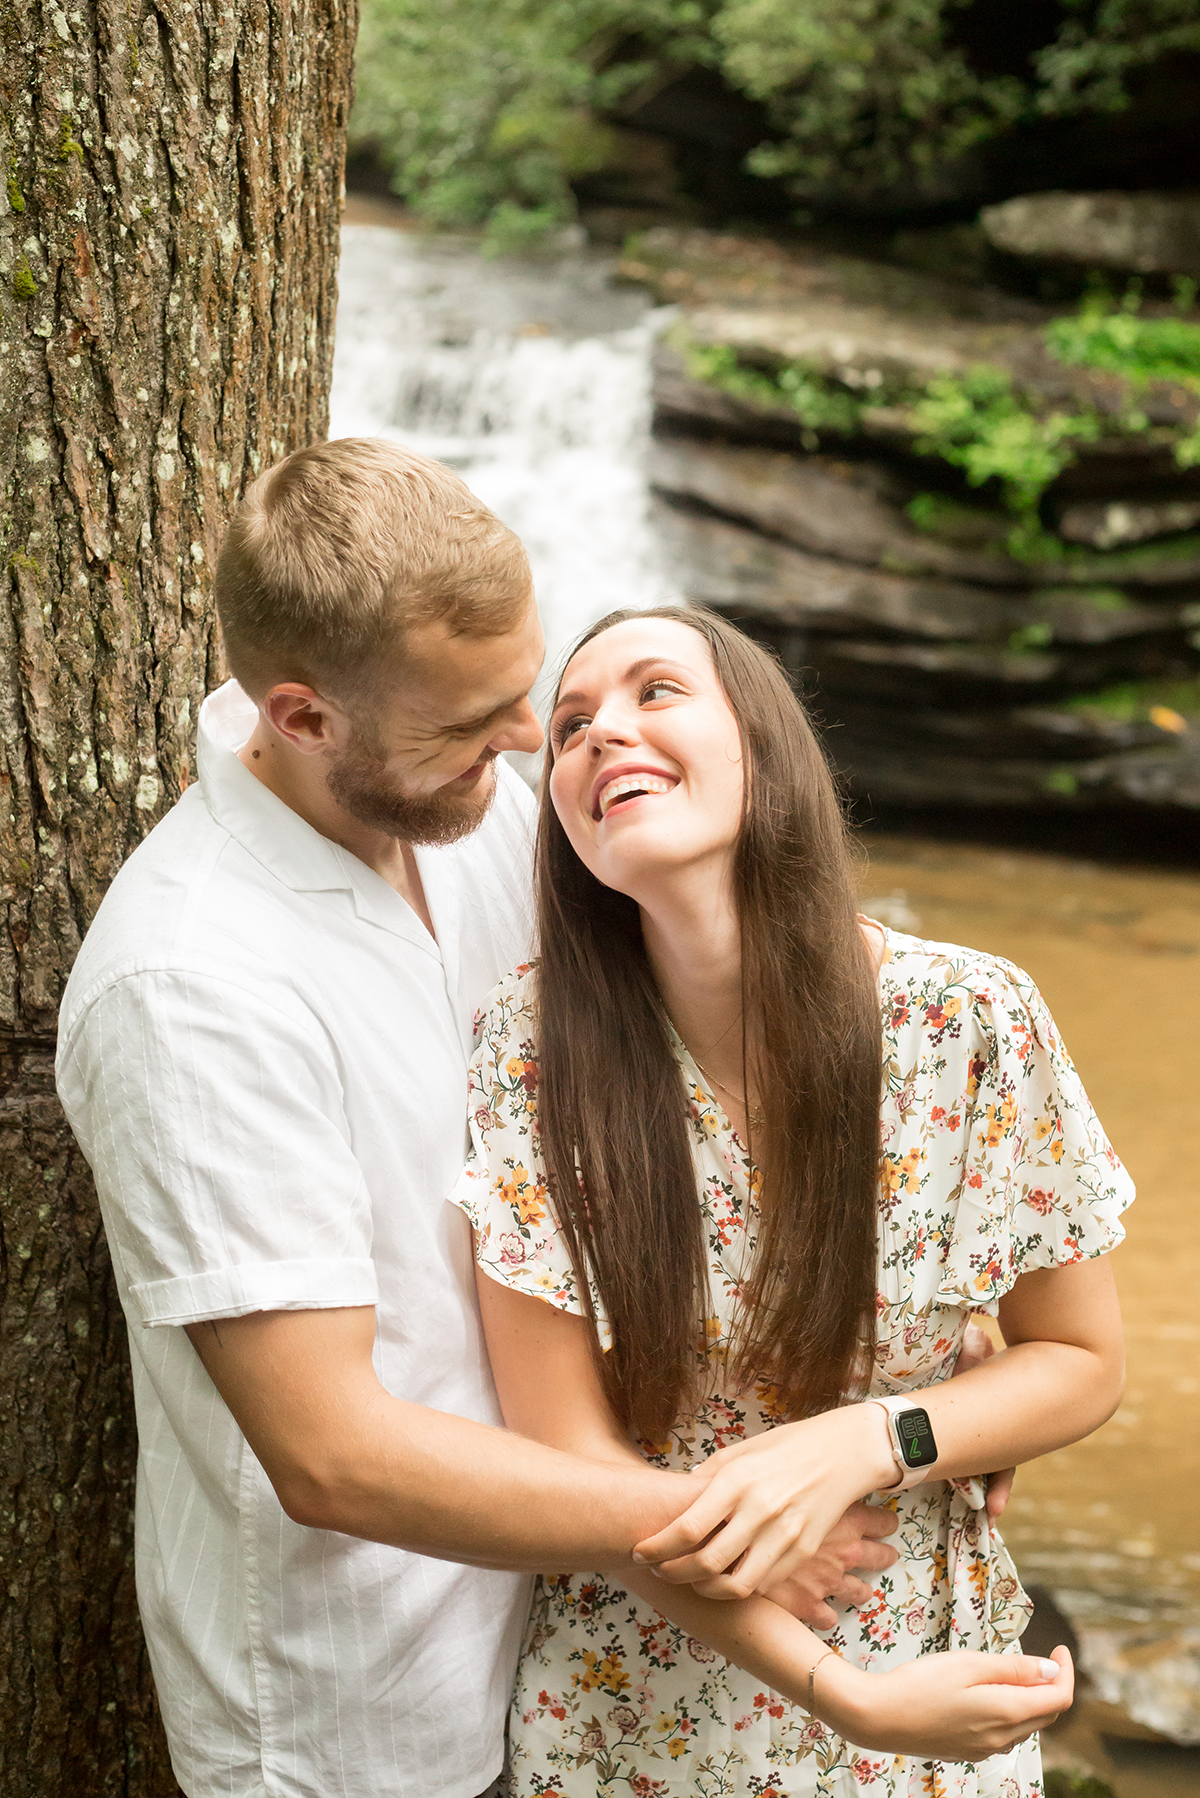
[326,730,497,847]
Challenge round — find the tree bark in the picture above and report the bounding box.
[0,0,357,1785]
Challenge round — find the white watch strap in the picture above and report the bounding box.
[872,1396,934,1491]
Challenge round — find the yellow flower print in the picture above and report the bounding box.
[1033,1114,1054,1140]
[577,1650,630,1695]
[656,1714,675,1733]
[506,1055,525,1079]
[668,1739,688,1758]
[980,1099,1018,1148]
[1051,1139,1065,1163]
[755,1380,789,1423]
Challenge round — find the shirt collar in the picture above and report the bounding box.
[197,680,367,895]
[196,680,446,959]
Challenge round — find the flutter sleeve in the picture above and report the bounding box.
[448,965,611,1348]
[933,951,1134,1312]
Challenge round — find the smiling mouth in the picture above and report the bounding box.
[595,772,678,820]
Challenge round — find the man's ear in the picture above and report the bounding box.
[261,684,350,756]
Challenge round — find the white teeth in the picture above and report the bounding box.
[598,773,675,817]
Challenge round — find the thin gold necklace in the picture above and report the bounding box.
[690,1051,764,1131]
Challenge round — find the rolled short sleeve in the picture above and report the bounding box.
[58,968,379,1327]
[934,958,1134,1311]
[448,968,610,1349]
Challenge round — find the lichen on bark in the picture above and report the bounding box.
[0,0,358,1783]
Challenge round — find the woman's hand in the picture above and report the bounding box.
[633,1403,896,1599]
[818,1644,1073,1761]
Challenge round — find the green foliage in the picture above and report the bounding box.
[682,338,865,433]
[905,490,1008,547]
[1046,290,1200,467]
[680,294,1200,558]
[1034,0,1200,117]
[351,0,1200,237]
[910,363,1100,532]
[1067,672,1200,723]
[351,0,714,250]
[1047,295,1200,385]
[714,0,1023,200]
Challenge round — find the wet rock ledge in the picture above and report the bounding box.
[623,224,1200,812]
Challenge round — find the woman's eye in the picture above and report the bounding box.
[554,714,588,747]
[640,680,680,704]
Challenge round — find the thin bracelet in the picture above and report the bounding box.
[807,1648,836,1713]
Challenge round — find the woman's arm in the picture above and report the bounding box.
[634,1255,1124,1598]
[475,1267,1073,1761]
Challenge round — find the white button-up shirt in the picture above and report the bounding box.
[56,681,537,1798]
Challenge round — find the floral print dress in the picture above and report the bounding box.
[451,929,1133,1798]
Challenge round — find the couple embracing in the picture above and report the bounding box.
[57,438,1132,1798]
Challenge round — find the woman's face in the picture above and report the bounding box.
[548,617,745,901]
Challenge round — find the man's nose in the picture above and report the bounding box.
[491,698,544,756]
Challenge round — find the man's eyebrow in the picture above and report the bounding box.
[552,657,692,713]
[447,690,526,732]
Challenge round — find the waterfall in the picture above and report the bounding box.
[329,225,681,726]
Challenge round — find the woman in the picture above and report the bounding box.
[453,606,1130,1796]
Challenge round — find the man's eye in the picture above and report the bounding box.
[554,714,588,747]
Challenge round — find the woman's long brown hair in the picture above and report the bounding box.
[534,606,882,1440]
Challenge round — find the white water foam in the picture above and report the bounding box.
[329,226,680,744]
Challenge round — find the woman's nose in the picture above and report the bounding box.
[586,704,639,752]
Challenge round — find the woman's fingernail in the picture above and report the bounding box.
[631,1552,646,1565]
[1039,1659,1059,1680]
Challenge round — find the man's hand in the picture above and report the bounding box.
[761,1500,898,1628]
[954,1321,1016,1518]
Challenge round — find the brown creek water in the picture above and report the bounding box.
[858,834,1200,1796]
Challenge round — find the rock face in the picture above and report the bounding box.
[630,227,1200,811]
[980,191,1200,278]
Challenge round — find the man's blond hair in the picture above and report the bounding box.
[215,438,532,702]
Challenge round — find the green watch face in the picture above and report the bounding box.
[897,1407,938,1469]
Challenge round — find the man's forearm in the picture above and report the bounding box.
[279,1391,697,1569]
[187,1306,697,1569]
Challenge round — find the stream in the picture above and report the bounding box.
[329,212,1200,1794]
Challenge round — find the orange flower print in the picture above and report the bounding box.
[924,994,962,1032]
[467,951,1126,1797]
[882,1149,923,1195]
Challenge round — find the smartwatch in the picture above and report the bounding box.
[873,1396,939,1490]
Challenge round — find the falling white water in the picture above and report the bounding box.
[329,225,681,737]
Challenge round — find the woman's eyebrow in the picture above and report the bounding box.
[552,657,691,714]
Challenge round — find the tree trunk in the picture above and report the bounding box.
[0,0,357,1784]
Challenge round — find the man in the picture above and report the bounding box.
[57,439,899,1798]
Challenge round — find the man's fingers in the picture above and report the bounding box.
[853,1539,899,1573]
[845,1501,898,1540]
[772,1588,838,1629]
[955,1320,997,1374]
[830,1574,871,1607]
[633,1487,739,1568]
[986,1467,1016,1519]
